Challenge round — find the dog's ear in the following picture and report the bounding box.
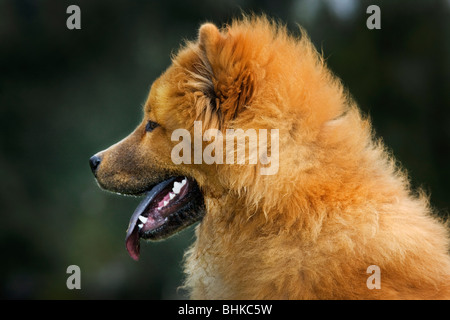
[197,23,256,124]
[198,23,222,55]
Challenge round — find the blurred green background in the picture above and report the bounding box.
[0,0,449,299]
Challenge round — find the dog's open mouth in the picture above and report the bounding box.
[125,176,205,261]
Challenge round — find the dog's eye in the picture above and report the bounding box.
[145,120,159,132]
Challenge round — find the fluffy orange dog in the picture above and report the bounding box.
[90,16,450,299]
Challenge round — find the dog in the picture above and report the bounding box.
[90,16,450,299]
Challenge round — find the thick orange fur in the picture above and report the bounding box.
[95,16,450,299]
[180,17,450,299]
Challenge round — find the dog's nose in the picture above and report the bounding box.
[89,154,102,175]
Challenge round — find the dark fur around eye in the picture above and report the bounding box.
[145,120,159,132]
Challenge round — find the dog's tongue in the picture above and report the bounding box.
[125,195,149,261]
[125,178,176,261]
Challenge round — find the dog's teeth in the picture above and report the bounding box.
[173,182,182,194]
[138,223,143,229]
[169,192,175,200]
[163,200,169,206]
[181,178,187,186]
[138,216,148,223]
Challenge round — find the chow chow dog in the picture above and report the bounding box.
[89,16,450,299]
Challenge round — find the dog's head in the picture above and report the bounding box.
[89,17,346,260]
